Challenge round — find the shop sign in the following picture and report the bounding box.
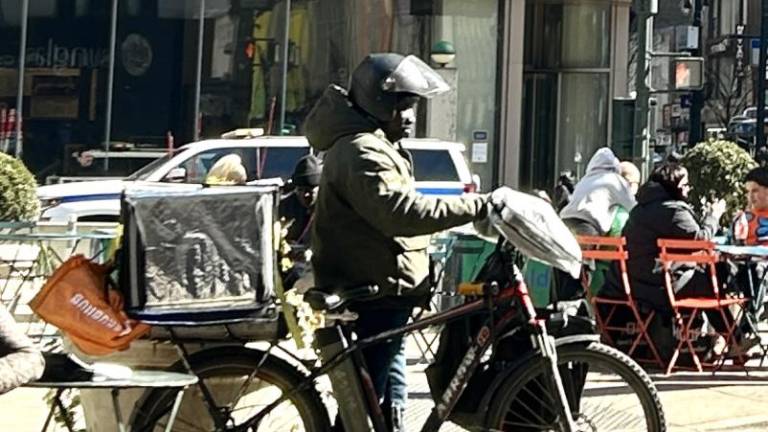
[0,39,108,69]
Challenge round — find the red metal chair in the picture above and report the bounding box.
[576,236,664,369]
[657,238,748,374]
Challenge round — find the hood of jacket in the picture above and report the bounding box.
[636,181,675,205]
[584,147,620,176]
[303,84,379,152]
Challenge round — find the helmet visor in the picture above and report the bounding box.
[380,55,450,98]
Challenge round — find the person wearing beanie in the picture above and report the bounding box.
[280,154,323,245]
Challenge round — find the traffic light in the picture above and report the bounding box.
[672,57,704,90]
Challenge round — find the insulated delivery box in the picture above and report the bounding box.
[118,183,285,340]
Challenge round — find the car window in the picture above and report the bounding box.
[410,149,460,181]
[255,147,310,180]
[178,149,237,183]
[126,153,175,180]
[171,147,309,183]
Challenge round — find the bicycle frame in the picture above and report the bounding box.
[238,269,578,432]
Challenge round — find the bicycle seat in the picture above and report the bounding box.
[303,285,379,311]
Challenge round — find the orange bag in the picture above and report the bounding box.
[29,255,150,356]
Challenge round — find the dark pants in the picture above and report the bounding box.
[676,269,734,333]
[730,261,767,331]
[354,308,412,406]
[333,307,411,431]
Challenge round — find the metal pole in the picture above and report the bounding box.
[688,0,704,147]
[103,0,119,171]
[193,0,205,142]
[633,0,652,179]
[13,0,29,158]
[278,0,291,136]
[757,0,768,150]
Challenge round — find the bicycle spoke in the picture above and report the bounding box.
[492,344,662,432]
[151,413,209,432]
[506,382,555,426]
[225,366,265,411]
[501,419,555,430]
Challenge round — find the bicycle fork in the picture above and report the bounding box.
[533,326,578,432]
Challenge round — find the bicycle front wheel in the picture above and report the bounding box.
[486,341,665,432]
[130,349,330,432]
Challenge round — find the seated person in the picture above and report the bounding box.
[732,166,768,245]
[204,154,247,185]
[555,148,636,300]
[0,304,44,394]
[729,166,768,324]
[590,161,640,296]
[623,161,756,357]
[560,148,637,236]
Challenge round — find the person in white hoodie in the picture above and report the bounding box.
[559,147,637,236]
[554,147,637,301]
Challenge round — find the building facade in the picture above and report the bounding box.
[1,0,629,192]
[503,0,631,190]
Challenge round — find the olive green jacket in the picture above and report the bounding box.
[304,85,487,306]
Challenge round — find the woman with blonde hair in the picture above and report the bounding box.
[205,154,247,185]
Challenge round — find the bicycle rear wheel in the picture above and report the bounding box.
[130,349,330,432]
[486,342,665,432]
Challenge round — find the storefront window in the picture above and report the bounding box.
[112,1,201,146]
[16,1,109,176]
[522,0,612,188]
[557,73,609,178]
[561,3,610,69]
[0,1,20,155]
[4,0,502,183]
[199,0,500,187]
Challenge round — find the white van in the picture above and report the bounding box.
[38,137,477,222]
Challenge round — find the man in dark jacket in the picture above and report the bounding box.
[304,53,488,431]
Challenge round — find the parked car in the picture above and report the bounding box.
[38,137,477,222]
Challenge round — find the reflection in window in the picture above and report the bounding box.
[558,73,608,178]
[561,3,610,69]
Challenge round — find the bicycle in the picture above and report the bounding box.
[129,238,666,431]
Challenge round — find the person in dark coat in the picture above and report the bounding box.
[278,154,323,290]
[621,161,758,356]
[279,154,323,246]
[623,161,725,312]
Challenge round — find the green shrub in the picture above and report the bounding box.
[0,153,39,221]
[680,140,756,224]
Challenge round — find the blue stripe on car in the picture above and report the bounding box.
[58,193,122,204]
[416,187,463,196]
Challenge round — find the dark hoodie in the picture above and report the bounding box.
[303,85,487,306]
[622,181,719,312]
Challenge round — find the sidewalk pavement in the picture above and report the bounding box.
[2,335,768,431]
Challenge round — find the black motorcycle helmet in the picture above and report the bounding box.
[348,53,449,122]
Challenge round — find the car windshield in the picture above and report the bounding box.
[126,152,177,180]
[410,149,460,181]
[257,147,310,179]
[729,122,755,136]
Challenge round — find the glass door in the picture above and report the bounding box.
[520,72,558,191]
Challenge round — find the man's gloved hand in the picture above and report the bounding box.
[473,186,515,239]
